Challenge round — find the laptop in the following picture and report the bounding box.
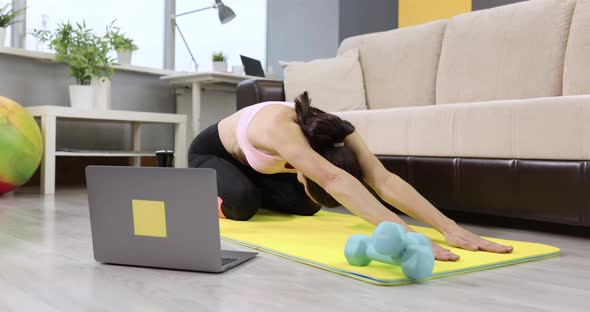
[85,166,257,273]
[240,55,266,77]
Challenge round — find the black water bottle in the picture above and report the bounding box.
[155,150,174,167]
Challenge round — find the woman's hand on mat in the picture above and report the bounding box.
[432,243,460,261]
[431,225,513,261]
[443,225,513,255]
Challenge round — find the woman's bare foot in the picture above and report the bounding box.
[443,224,513,254]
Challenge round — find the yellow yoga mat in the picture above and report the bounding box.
[219,211,560,286]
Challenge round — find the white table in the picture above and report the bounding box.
[161,72,268,147]
[26,106,187,195]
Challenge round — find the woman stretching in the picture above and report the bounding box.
[188,92,513,261]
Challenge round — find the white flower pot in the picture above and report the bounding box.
[69,85,95,110]
[0,28,6,48]
[212,61,227,72]
[91,78,112,110]
[232,65,245,76]
[117,50,133,65]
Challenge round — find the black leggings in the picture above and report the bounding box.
[188,123,321,221]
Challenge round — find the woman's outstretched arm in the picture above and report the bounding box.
[345,132,513,254]
[344,133,456,232]
[273,123,465,260]
[273,121,490,260]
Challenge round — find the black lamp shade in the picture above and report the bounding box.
[218,4,236,24]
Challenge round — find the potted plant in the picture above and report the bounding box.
[90,36,115,111]
[212,51,227,72]
[0,3,25,47]
[33,21,114,110]
[106,20,138,65]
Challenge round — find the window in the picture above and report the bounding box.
[25,0,165,68]
[1,1,13,46]
[174,0,267,72]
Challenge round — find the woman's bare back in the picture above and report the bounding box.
[217,103,298,169]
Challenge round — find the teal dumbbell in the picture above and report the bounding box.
[373,222,434,280]
[397,231,435,281]
[344,222,435,280]
[371,222,407,263]
[345,234,398,266]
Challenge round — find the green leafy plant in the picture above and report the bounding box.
[0,3,25,28]
[106,20,138,52]
[212,51,227,62]
[33,21,114,85]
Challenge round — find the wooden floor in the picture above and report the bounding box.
[0,188,588,312]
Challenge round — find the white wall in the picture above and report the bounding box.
[266,0,340,78]
[175,0,267,72]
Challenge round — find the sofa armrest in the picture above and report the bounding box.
[237,79,285,110]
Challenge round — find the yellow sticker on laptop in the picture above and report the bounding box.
[132,200,168,238]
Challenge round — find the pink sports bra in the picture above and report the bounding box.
[236,101,298,174]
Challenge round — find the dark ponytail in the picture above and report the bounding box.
[294,91,362,207]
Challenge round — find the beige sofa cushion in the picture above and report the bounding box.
[563,0,590,95]
[280,49,366,112]
[436,0,576,104]
[334,95,590,160]
[338,20,447,110]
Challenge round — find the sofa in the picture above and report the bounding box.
[237,0,590,227]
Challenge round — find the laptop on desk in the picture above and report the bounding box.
[85,166,257,273]
[240,55,266,77]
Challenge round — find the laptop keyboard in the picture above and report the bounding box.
[222,257,239,266]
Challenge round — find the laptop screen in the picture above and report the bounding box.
[240,55,266,77]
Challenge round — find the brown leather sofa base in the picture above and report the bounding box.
[236,79,590,227]
[237,79,286,110]
[379,156,590,227]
